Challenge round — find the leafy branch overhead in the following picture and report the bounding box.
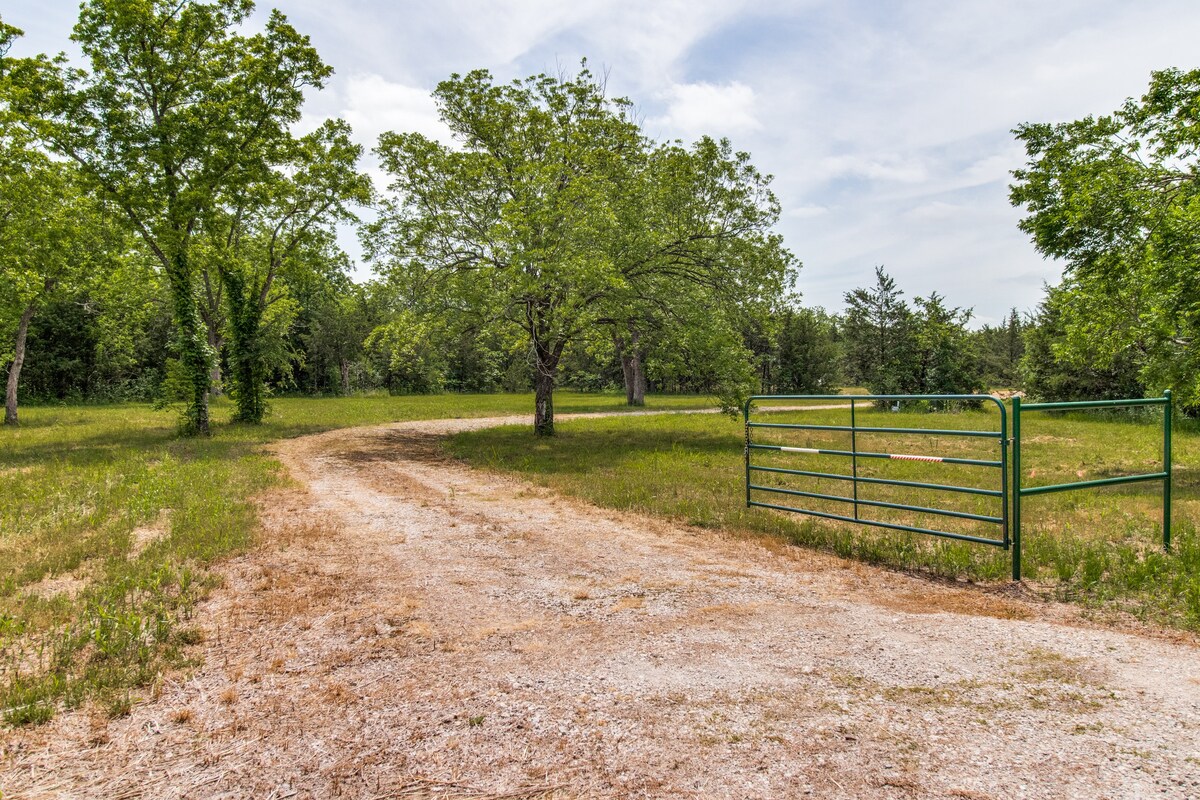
[1011,67,1200,408]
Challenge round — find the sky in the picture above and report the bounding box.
[6,1,1200,326]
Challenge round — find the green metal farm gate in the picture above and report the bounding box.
[744,392,1173,580]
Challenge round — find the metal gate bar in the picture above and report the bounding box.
[749,443,1001,467]
[750,483,1003,523]
[748,500,1010,546]
[745,394,1010,561]
[749,465,1003,498]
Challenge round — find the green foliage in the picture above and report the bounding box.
[972,308,1026,388]
[369,63,794,435]
[841,267,982,399]
[1021,285,1145,402]
[1011,68,1200,410]
[842,267,917,394]
[649,309,759,414]
[911,293,984,396]
[0,127,123,423]
[207,119,372,423]
[289,275,379,395]
[17,295,95,401]
[3,0,334,434]
[770,306,842,393]
[364,310,447,394]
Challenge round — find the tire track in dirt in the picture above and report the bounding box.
[3,412,1199,799]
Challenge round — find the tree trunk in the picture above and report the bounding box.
[534,368,555,436]
[167,252,211,435]
[201,266,224,396]
[208,326,223,396]
[533,343,562,436]
[615,327,647,406]
[339,358,351,395]
[627,350,646,405]
[221,267,267,424]
[4,299,37,426]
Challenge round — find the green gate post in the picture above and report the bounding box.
[744,399,752,509]
[1000,398,1010,555]
[1164,389,1172,551]
[1012,395,1022,582]
[850,398,859,519]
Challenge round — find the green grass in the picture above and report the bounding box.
[448,403,1200,631]
[0,391,714,726]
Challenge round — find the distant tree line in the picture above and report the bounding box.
[0,235,1163,416]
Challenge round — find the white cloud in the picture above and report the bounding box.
[787,205,829,219]
[903,201,963,222]
[341,73,454,150]
[648,81,760,142]
[816,155,928,184]
[961,146,1027,188]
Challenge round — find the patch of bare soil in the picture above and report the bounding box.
[22,570,90,602]
[3,412,1200,799]
[128,509,173,560]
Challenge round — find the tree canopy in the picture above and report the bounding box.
[2,0,336,433]
[841,267,982,399]
[368,65,795,434]
[1011,68,1200,408]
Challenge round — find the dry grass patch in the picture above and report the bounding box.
[474,618,544,639]
[127,509,172,559]
[23,566,93,601]
[873,587,1031,620]
[1020,647,1108,687]
[389,778,568,799]
[169,706,194,724]
[607,596,645,613]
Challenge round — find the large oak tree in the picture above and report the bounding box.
[369,66,794,434]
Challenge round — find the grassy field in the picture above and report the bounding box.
[448,401,1200,631]
[0,391,714,725]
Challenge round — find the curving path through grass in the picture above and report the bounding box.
[3,409,1199,799]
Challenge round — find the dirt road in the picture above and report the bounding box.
[4,414,1200,799]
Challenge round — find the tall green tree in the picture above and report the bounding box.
[841,267,917,393]
[369,66,793,434]
[910,293,982,396]
[1021,285,1144,402]
[841,269,982,398]
[370,67,635,434]
[0,127,117,423]
[597,138,794,407]
[1011,68,1200,408]
[772,306,841,394]
[205,120,371,422]
[973,308,1025,387]
[2,0,332,433]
